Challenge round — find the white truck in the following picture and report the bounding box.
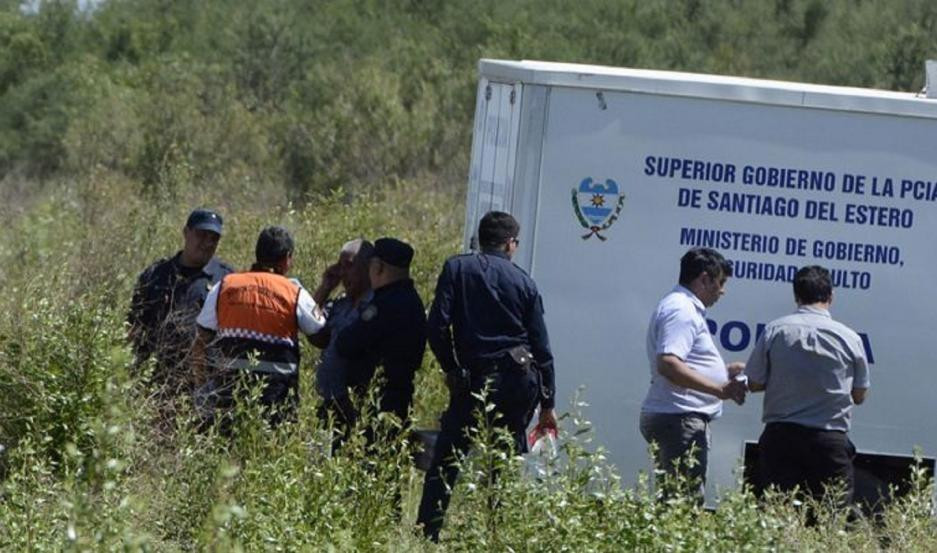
[462,59,937,503]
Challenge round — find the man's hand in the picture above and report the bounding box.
[851,387,868,405]
[313,263,342,305]
[726,361,745,378]
[322,263,342,289]
[538,408,558,433]
[720,378,747,405]
[445,367,469,395]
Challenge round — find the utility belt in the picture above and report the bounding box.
[460,346,547,409]
[223,357,299,376]
[468,345,535,376]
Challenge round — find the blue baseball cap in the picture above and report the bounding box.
[185,208,223,235]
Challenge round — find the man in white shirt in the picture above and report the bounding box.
[191,226,325,427]
[640,247,747,496]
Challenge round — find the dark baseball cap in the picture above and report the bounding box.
[186,208,223,235]
[374,237,413,268]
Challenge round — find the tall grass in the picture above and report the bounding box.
[1,1,936,548]
[0,177,934,551]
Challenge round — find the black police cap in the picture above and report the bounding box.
[186,208,224,235]
[374,237,413,268]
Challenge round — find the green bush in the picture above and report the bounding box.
[1,1,936,550]
[5,0,936,195]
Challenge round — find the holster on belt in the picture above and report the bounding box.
[507,345,534,370]
[509,346,550,407]
[470,346,534,376]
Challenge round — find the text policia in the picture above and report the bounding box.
[707,317,874,364]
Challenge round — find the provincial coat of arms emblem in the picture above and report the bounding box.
[571,177,625,240]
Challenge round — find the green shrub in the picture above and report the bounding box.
[1,1,936,549]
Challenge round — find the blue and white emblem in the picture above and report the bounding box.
[571,177,625,240]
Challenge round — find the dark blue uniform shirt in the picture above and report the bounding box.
[335,278,427,420]
[427,251,556,409]
[128,252,233,371]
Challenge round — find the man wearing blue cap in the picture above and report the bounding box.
[128,208,233,396]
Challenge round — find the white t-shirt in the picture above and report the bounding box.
[641,285,728,417]
[196,277,325,335]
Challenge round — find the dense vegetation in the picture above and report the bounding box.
[0,0,935,550]
[3,0,937,195]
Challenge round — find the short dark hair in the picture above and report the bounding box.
[678,248,732,286]
[793,265,832,304]
[255,226,294,264]
[478,211,520,250]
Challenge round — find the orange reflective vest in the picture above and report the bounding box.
[215,272,301,374]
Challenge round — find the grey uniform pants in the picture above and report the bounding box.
[640,411,711,496]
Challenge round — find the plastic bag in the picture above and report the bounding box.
[528,424,558,455]
[526,423,558,479]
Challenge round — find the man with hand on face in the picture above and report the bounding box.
[334,237,427,431]
[128,208,233,397]
[640,247,747,498]
[308,239,376,444]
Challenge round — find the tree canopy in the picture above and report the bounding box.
[1,0,935,198]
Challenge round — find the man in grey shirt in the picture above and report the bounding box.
[746,265,870,504]
[310,239,375,448]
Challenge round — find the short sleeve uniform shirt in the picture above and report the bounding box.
[641,285,728,417]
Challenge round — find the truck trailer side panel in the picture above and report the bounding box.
[466,60,937,502]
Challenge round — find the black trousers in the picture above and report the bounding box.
[759,422,856,504]
[317,394,358,452]
[417,368,539,541]
[213,371,299,429]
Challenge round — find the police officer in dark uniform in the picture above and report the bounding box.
[334,237,427,428]
[128,208,233,395]
[417,211,557,542]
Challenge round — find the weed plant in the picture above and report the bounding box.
[3,1,937,194]
[0,176,934,550]
[1,1,937,546]
[0,181,934,550]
